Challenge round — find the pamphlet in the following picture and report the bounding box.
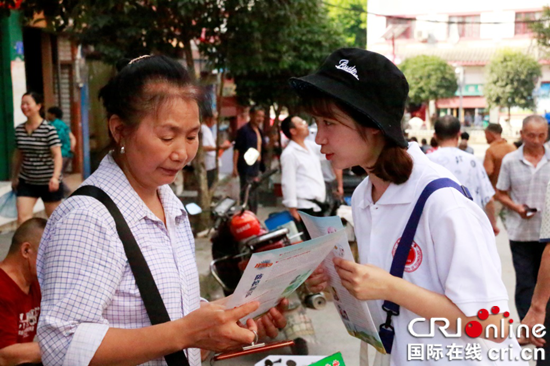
[226,229,346,321]
[299,212,386,354]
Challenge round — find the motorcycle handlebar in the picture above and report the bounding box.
[253,168,278,187]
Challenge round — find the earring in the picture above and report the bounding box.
[120,146,125,154]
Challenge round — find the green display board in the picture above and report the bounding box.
[309,352,346,366]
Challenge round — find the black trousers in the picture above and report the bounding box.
[509,240,547,320]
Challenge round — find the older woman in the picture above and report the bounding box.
[37,55,285,366]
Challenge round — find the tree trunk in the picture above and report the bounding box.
[182,34,196,81]
[183,34,210,230]
[211,71,226,197]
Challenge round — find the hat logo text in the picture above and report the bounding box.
[335,59,359,80]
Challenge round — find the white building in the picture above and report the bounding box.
[367,0,550,133]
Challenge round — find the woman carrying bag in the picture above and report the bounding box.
[37,55,286,366]
[296,48,525,365]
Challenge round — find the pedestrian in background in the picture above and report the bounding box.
[458,131,474,154]
[233,106,266,213]
[201,108,231,188]
[293,48,521,366]
[425,136,438,154]
[37,55,286,366]
[46,107,76,176]
[496,115,550,321]
[483,123,516,228]
[47,106,76,196]
[280,115,326,237]
[420,138,430,153]
[428,115,499,235]
[521,178,550,362]
[11,92,63,225]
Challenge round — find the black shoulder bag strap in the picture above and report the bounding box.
[71,185,189,366]
[378,178,473,354]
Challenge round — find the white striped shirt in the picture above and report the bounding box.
[37,154,201,366]
[15,121,61,184]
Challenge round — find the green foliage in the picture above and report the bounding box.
[325,0,367,48]
[200,0,345,110]
[399,55,457,104]
[16,0,214,65]
[484,49,541,111]
[530,6,550,51]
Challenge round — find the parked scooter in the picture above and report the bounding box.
[209,167,325,355]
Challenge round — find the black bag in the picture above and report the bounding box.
[71,186,190,366]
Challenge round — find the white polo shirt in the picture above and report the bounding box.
[427,147,495,209]
[353,143,523,365]
[280,140,326,211]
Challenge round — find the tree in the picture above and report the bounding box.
[529,6,550,51]
[399,55,457,106]
[484,50,541,121]
[325,0,367,48]
[200,0,344,114]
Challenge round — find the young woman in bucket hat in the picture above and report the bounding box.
[294,48,526,365]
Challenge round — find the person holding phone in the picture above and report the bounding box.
[495,115,550,322]
[294,48,524,365]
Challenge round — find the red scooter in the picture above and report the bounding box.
[209,169,326,355]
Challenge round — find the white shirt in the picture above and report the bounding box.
[353,143,523,365]
[37,154,201,366]
[280,140,326,211]
[201,124,216,171]
[427,147,495,209]
[496,145,550,241]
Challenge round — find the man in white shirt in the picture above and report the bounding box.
[280,115,326,229]
[428,115,499,235]
[201,110,230,188]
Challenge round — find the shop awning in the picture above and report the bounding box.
[436,96,486,109]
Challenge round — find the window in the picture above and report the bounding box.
[448,15,480,38]
[515,11,541,35]
[386,17,415,39]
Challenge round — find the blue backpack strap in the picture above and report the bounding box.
[379,178,472,354]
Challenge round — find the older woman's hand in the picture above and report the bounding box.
[252,298,288,340]
[305,265,330,293]
[179,300,260,352]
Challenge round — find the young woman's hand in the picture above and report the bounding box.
[305,265,330,293]
[334,257,395,301]
[178,301,259,352]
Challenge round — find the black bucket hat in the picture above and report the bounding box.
[289,48,409,148]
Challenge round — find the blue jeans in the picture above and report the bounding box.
[509,240,547,320]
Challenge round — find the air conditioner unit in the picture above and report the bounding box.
[415,29,429,42]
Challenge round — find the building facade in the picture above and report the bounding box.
[367,0,550,132]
